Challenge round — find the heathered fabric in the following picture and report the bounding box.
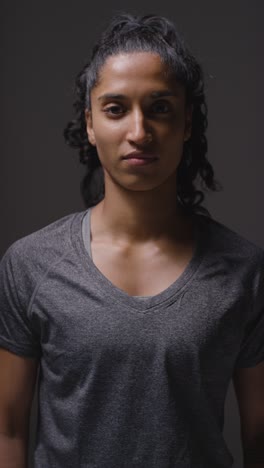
[0,208,264,468]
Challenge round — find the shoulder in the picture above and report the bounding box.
[196,213,264,272]
[1,210,85,285]
[197,213,264,256]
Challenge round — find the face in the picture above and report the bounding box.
[85,52,192,192]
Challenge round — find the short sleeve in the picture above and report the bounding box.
[234,256,264,368]
[0,243,41,358]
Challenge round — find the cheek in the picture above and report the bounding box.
[166,118,185,135]
[93,122,124,155]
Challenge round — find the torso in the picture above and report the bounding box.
[90,207,195,297]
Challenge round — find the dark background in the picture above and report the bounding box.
[1,1,263,466]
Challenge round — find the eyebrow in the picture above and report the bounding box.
[97,90,179,101]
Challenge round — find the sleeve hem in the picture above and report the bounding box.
[0,336,40,359]
[234,354,264,368]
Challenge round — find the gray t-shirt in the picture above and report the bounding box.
[0,208,264,468]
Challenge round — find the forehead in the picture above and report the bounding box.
[93,52,184,96]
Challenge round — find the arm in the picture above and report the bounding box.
[232,360,264,468]
[0,347,39,468]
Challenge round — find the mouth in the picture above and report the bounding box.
[122,151,159,161]
[121,152,159,167]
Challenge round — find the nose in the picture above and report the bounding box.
[126,109,152,146]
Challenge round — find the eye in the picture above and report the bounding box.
[103,104,125,116]
[151,100,171,114]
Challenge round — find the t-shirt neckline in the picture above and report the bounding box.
[71,207,209,312]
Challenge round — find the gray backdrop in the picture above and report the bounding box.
[1,1,263,467]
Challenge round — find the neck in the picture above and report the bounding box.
[92,171,193,245]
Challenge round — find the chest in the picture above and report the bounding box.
[34,267,245,401]
[90,238,194,296]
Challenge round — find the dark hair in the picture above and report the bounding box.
[64,13,222,217]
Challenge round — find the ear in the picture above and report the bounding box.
[184,104,193,142]
[85,109,96,146]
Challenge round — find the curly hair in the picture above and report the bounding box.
[64,13,222,216]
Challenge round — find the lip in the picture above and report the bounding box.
[122,151,159,160]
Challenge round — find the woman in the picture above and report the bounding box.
[0,13,263,468]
